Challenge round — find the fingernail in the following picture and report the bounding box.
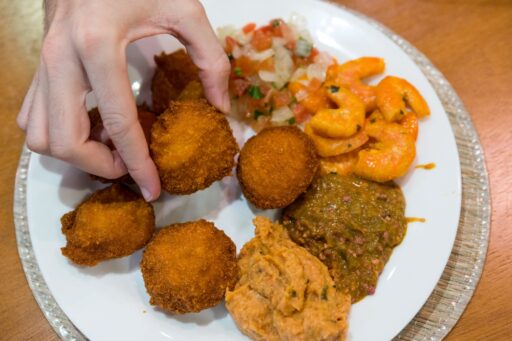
[141,187,153,202]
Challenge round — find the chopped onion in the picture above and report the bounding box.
[295,38,312,57]
[232,45,243,59]
[217,25,237,47]
[273,45,294,89]
[307,63,328,83]
[248,48,274,61]
[259,70,277,82]
[291,67,307,81]
[271,106,294,122]
[295,89,309,102]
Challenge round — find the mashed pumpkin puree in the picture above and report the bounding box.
[226,216,350,341]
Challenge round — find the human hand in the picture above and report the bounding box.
[17,0,231,201]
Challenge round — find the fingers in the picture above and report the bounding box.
[80,43,160,201]
[17,70,39,131]
[44,44,129,179]
[164,0,231,113]
[25,61,50,155]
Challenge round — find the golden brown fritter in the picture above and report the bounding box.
[151,49,200,113]
[88,106,157,184]
[177,80,204,100]
[150,99,239,194]
[237,126,319,209]
[140,220,238,314]
[61,184,155,266]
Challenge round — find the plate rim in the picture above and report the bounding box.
[13,2,490,340]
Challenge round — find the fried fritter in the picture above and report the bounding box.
[237,126,319,209]
[61,184,155,266]
[150,99,239,194]
[151,49,200,113]
[140,220,238,314]
[88,106,157,184]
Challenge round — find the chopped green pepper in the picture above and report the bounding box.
[248,85,263,99]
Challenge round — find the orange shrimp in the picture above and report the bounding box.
[305,123,369,157]
[376,76,430,122]
[309,86,365,139]
[367,109,419,140]
[318,150,359,176]
[289,77,330,114]
[325,57,385,112]
[354,120,416,182]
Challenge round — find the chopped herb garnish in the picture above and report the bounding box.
[290,290,297,297]
[288,117,296,125]
[248,85,263,99]
[234,67,242,76]
[321,286,328,300]
[272,20,281,27]
[347,143,352,148]
[356,124,361,132]
[329,85,340,93]
[254,110,265,119]
[290,96,298,104]
[370,118,376,123]
[400,109,405,116]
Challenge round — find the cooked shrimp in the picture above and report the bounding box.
[326,57,385,112]
[367,109,419,140]
[289,77,331,114]
[354,121,416,182]
[305,123,368,157]
[309,86,365,139]
[319,150,359,176]
[376,76,430,122]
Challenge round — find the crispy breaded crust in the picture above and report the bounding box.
[140,220,238,313]
[150,99,239,194]
[151,49,200,113]
[61,184,155,266]
[237,126,319,209]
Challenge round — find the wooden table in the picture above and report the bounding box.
[0,1,510,340]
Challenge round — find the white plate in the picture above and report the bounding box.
[25,0,461,340]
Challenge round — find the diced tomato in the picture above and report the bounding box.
[242,22,256,34]
[285,40,296,51]
[251,29,273,51]
[225,36,238,54]
[272,91,291,107]
[309,48,319,61]
[292,103,312,123]
[230,78,250,97]
[235,55,258,77]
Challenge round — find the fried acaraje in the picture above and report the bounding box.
[151,49,200,113]
[226,216,350,341]
[88,105,157,184]
[61,184,155,266]
[140,220,238,314]
[237,126,319,209]
[150,99,239,194]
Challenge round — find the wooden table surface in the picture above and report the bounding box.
[1,1,510,340]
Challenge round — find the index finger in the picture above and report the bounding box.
[81,44,161,201]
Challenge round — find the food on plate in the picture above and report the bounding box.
[61,184,155,266]
[236,126,319,209]
[318,151,359,176]
[325,57,385,112]
[150,99,239,194]
[88,105,157,184]
[282,174,407,302]
[220,17,429,183]
[376,75,430,122]
[177,80,204,100]
[151,49,200,113]
[140,220,237,314]
[226,216,350,341]
[353,118,416,182]
[218,17,336,128]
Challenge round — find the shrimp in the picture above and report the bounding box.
[289,77,331,114]
[354,120,416,182]
[367,109,419,140]
[305,123,369,157]
[325,57,385,112]
[376,76,430,122]
[309,86,365,139]
[319,150,359,176]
